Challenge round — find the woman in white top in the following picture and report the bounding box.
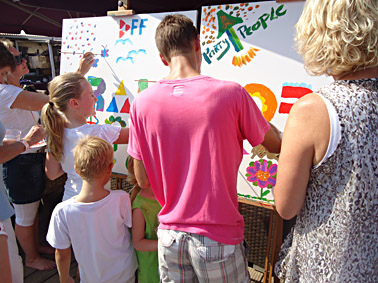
[0,41,46,281]
[0,38,94,271]
[0,38,52,271]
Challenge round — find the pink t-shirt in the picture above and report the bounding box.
[128,75,269,245]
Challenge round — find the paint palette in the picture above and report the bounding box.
[30,139,46,149]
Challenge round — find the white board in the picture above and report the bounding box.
[60,11,198,174]
[200,1,332,203]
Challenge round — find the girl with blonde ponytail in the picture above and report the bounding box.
[42,72,129,201]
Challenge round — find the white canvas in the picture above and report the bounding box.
[200,1,332,203]
[60,11,198,174]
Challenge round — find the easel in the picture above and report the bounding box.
[107,0,134,16]
[105,1,292,281]
[238,197,283,283]
[110,172,128,190]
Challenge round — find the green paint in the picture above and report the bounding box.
[88,77,102,87]
[138,79,149,92]
[216,10,243,39]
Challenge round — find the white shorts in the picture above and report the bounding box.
[13,200,40,226]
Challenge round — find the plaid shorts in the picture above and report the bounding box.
[157,229,250,283]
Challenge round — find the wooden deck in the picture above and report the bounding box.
[22,232,264,282]
[21,175,266,282]
[22,175,78,283]
[24,263,263,283]
[24,255,78,283]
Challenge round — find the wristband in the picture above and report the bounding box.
[0,222,7,236]
[18,139,30,151]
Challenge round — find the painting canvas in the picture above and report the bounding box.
[200,1,332,203]
[60,11,198,174]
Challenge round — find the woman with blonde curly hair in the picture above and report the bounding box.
[274,0,378,281]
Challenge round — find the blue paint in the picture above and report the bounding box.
[106,97,119,113]
[116,57,134,64]
[115,38,133,46]
[139,18,148,35]
[131,19,138,35]
[127,49,146,56]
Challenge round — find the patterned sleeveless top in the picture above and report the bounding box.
[275,78,378,282]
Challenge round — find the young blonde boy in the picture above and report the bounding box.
[47,136,137,283]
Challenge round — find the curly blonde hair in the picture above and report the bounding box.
[295,0,378,76]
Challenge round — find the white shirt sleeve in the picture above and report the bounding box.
[122,192,133,228]
[97,124,122,144]
[46,203,71,249]
[0,85,23,110]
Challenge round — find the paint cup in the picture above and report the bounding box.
[4,129,21,141]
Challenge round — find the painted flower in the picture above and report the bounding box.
[246,159,277,188]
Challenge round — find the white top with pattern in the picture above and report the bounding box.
[275,78,378,282]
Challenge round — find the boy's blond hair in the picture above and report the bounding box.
[73,136,113,182]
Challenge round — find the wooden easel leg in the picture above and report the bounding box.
[271,212,283,283]
[263,210,274,283]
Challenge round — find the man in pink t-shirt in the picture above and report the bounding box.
[128,14,281,283]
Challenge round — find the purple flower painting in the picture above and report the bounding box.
[246,159,277,188]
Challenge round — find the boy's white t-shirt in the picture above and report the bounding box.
[61,124,121,201]
[47,190,137,283]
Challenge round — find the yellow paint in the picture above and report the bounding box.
[244,83,277,122]
[116,80,126,95]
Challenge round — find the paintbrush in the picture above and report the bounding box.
[28,106,38,125]
[60,51,101,55]
[134,79,158,83]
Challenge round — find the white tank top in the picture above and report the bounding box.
[313,93,341,168]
